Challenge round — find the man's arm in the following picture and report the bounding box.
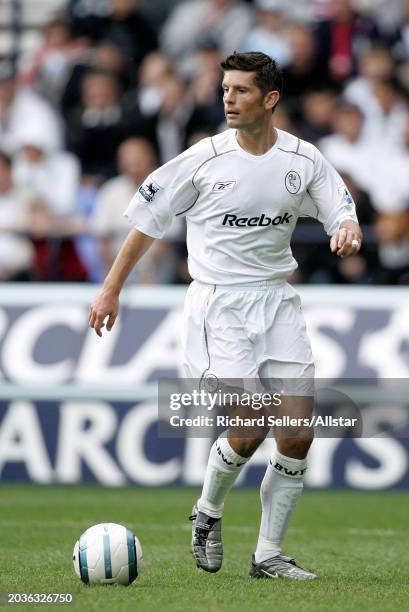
[89,228,155,336]
[330,218,363,258]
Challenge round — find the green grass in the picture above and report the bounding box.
[0,486,408,611]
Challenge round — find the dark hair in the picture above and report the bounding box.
[221,51,283,111]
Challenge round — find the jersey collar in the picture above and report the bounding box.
[228,128,281,161]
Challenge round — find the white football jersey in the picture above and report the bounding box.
[124,129,358,285]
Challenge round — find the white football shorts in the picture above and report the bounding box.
[181,280,315,396]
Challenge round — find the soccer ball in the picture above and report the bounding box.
[73,523,143,586]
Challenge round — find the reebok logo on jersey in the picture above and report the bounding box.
[213,181,236,191]
[138,180,161,203]
[222,213,293,227]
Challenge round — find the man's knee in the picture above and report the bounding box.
[228,436,266,458]
[276,431,314,459]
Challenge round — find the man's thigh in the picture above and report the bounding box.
[182,281,259,381]
[259,286,315,394]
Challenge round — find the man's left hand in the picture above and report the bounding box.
[330,220,362,258]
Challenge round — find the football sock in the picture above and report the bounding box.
[197,437,248,519]
[255,450,307,563]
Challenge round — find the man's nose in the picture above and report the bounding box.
[224,90,235,104]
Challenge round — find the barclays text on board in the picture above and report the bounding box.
[0,399,408,489]
[0,284,408,489]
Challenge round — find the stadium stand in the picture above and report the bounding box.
[0,0,408,284]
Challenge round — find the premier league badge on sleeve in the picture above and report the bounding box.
[138,180,162,203]
[339,185,354,208]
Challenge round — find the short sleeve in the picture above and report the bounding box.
[123,138,213,239]
[300,147,358,236]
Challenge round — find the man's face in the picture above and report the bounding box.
[222,70,269,129]
[83,74,117,109]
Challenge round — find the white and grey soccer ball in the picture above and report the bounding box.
[73,523,143,586]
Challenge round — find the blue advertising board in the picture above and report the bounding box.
[0,284,408,489]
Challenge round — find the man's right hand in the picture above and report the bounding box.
[89,289,119,337]
[88,228,156,336]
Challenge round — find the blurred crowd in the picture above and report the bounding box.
[1,0,409,284]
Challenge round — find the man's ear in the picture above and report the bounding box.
[264,90,280,112]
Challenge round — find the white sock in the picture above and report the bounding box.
[197,437,248,518]
[255,450,307,563]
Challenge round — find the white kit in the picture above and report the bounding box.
[124,128,357,285]
[124,129,357,383]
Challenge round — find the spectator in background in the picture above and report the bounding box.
[0,60,63,155]
[320,98,409,282]
[314,0,381,83]
[366,120,409,283]
[125,66,190,162]
[61,39,131,119]
[185,42,225,138]
[122,51,175,155]
[297,88,337,143]
[368,78,409,148]
[0,152,36,281]
[153,75,190,162]
[2,0,407,286]
[321,100,409,229]
[284,0,326,23]
[91,137,179,283]
[241,0,291,68]
[344,46,408,149]
[343,44,395,109]
[319,99,371,190]
[13,132,80,217]
[67,0,110,41]
[293,171,374,285]
[97,0,158,65]
[363,0,405,37]
[21,17,88,108]
[132,51,173,118]
[66,69,126,179]
[281,22,334,119]
[273,103,296,135]
[391,0,409,62]
[67,0,157,63]
[12,131,87,281]
[91,137,156,273]
[161,0,253,72]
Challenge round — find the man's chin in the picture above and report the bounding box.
[226,116,240,127]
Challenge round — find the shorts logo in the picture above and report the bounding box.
[285,171,301,194]
[212,181,236,192]
[138,181,161,203]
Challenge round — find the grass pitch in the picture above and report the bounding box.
[0,485,407,611]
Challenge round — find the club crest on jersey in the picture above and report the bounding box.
[212,181,236,192]
[138,180,161,203]
[285,171,301,194]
